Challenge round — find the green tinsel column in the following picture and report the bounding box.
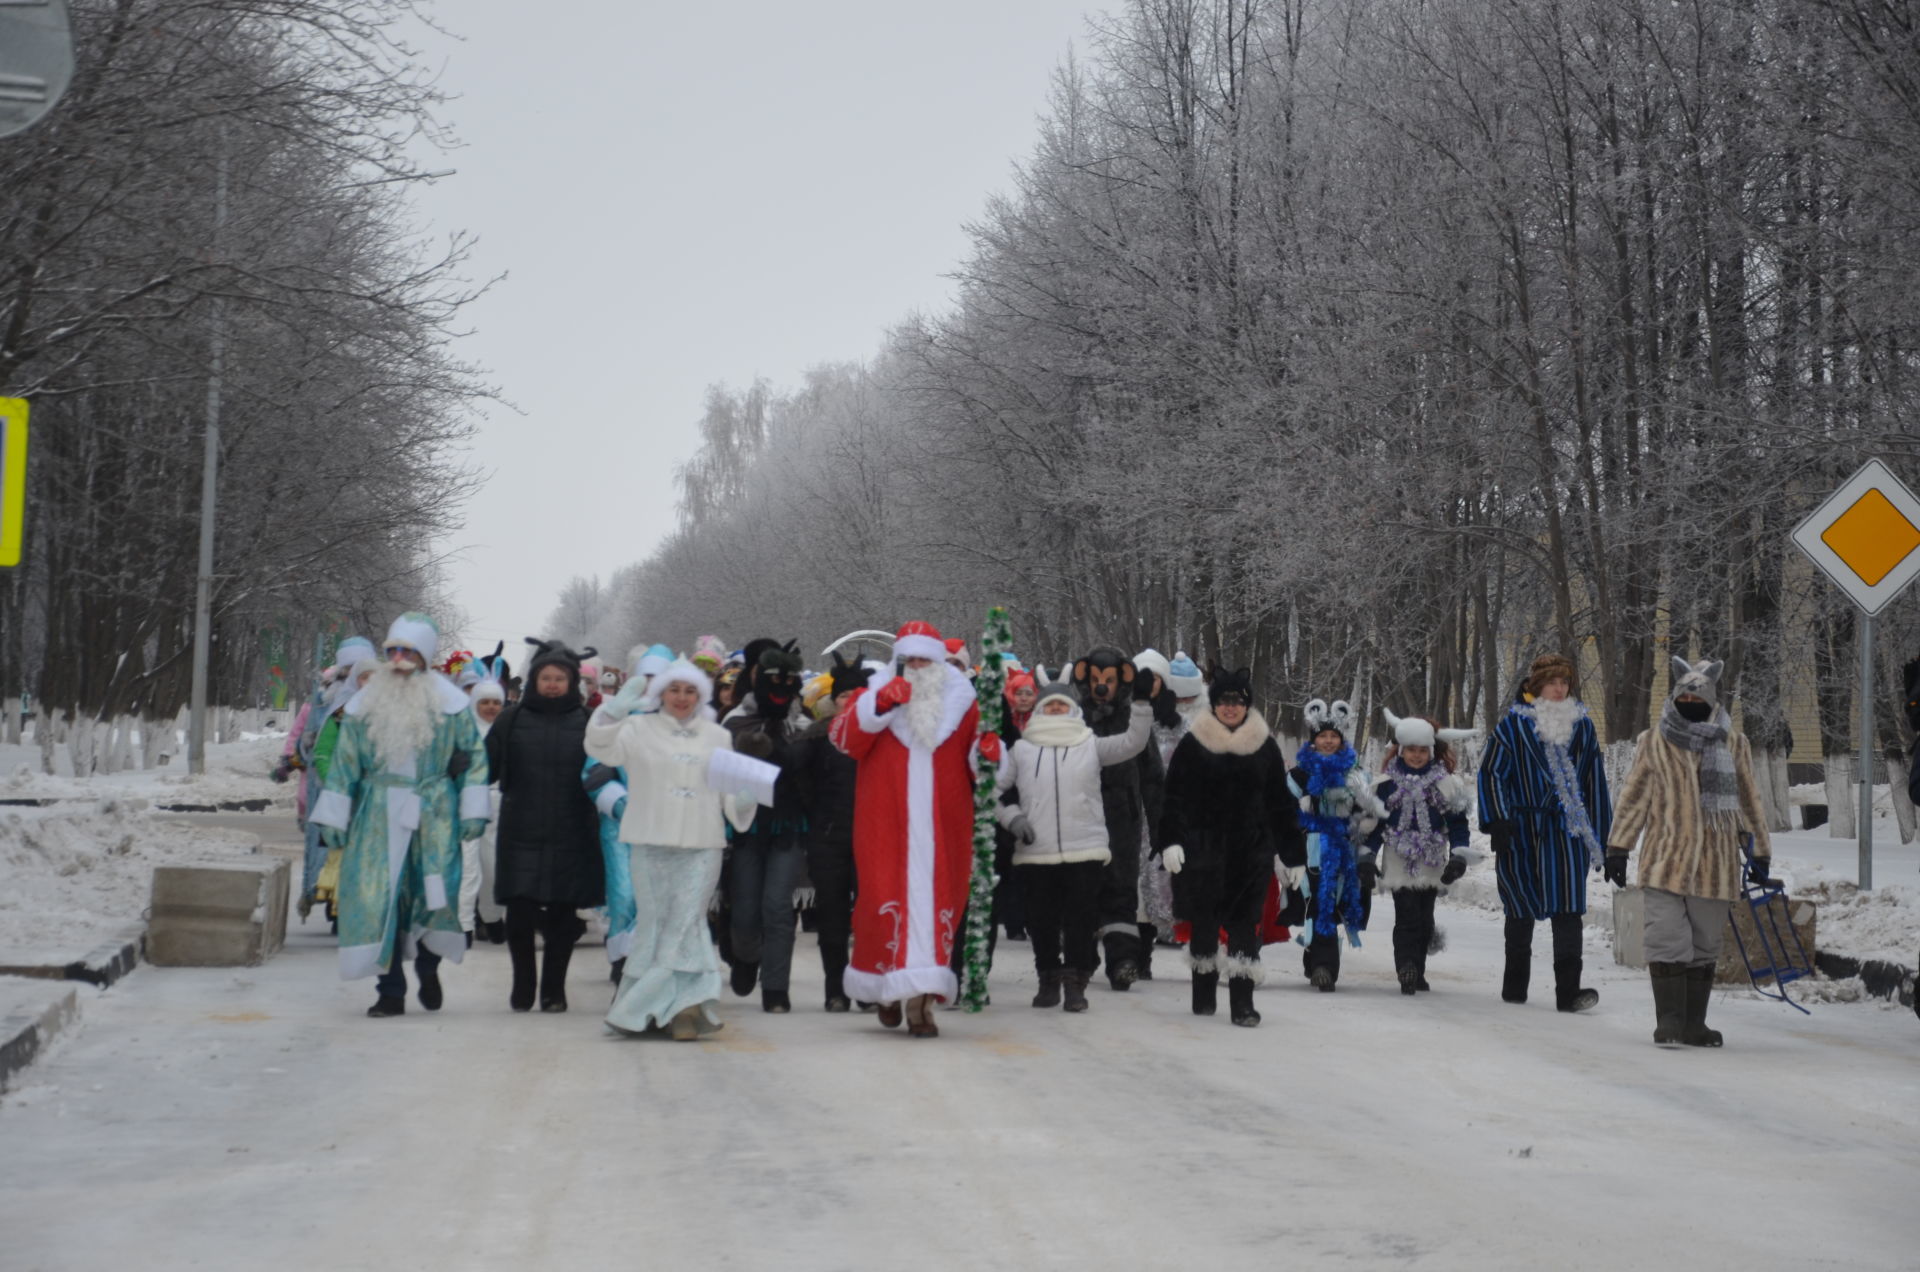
[961,606,1011,1011]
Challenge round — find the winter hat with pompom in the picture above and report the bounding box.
[1165,652,1206,699]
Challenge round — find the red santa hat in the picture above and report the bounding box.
[892,620,947,663]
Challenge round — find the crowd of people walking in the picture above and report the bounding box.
[281,607,1895,1049]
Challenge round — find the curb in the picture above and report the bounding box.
[0,980,80,1094]
[1813,951,1917,1007]
[0,926,146,989]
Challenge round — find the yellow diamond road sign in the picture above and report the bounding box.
[1792,459,1920,615]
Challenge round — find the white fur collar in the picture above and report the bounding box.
[346,669,470,717]
[1523,697,1586,747]
[1187,708,1272,757]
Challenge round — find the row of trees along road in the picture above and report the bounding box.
[0,1,487,773]
[550,0,1920,837]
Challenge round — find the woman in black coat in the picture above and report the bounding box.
[1158,666,1304,1027]
[485,639,605,1013]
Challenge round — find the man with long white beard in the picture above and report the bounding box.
[312,612,492,1017]
[830,620,998,1039]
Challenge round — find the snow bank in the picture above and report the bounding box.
[0,735,292,809]
[0,803,259,954]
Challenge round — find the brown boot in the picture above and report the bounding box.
[876,1000,903,1029]
[905,994,940,1038]
[669,1007,703,1041]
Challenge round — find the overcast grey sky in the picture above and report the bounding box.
[404,3,1094,662]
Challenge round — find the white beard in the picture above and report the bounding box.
[360,666,441,770]
[1530,697,1583,747]
[901,662,949,752]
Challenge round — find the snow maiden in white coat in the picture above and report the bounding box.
[997,677,1151,1012]
[585,659,758,1041]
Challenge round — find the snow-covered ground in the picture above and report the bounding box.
[0,733,293,807]
[0,734,289,956]
[1,858,1917,1271]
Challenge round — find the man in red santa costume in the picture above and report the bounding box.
[831,620,1000,1038]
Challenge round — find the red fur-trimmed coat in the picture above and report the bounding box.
[830,664,981,1005]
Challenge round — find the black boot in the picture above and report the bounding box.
[1229,977,1260,1027]
[1103,931,1139,991]
[483,919,507,945]
[1554,958,1598,1013]
[367,994,405,1018]
[823,957,850,1012]
[1062,970,1090,1013]
[416,960,443,1012]
[1191,970,1218,1016]
[1650,962,1688,1046]
[540,921,578,1013]
[609,957,626,987]
[1681,964,1723,1046]
[1398,965,1419,996]
[508,931,537,1013]
[1136,926,1156,981]
[1502,917,1532,1004]
[730,960,759,997]
[1032,969,1062,1009]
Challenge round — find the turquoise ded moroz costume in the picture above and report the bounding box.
[311,625,493,982]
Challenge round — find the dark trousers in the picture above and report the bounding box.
[1179,849,1267,975]
[806,833,856,996]
[375,946,439,998]
[1391,887,1439,974]
[1506,911,1582,962]
[1019,860,1103,975]
[729,830,803,993]
[1095,831,1142,965]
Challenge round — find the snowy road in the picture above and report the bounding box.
[3,872,1916,1271]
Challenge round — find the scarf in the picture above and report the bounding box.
[1383,759,1450,873]
[1658,699,1742,828]
[1513,701,1605,868]
[1022,710,1091,748]
[1294,743,1366,945]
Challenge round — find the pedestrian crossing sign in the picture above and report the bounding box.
[0,397,25,568]
[1791,459,1920,615]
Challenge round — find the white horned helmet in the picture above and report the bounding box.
[1383,706,1479,751]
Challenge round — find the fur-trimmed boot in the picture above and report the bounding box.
[1191,970,1218,1016]
[1554,958,1598,1013]
[1681,964,1723,1047]
[1228,977,1260,1027]
[1062,970,1090,1013]
[1032,969,1062,1009]
[1650,962,1688,1046]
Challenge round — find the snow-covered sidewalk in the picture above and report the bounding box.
[1,876,1915,1271]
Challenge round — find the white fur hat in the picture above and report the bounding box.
[382,612,439,663]
[642,659,714,711]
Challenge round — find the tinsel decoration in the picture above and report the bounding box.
[961,606,1010,1012]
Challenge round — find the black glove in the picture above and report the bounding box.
[734,730,774,760]
[269,759,293,784]
[1747,855,1772,887]
[447,748,471,781]
[1357,857,1378,894]
[1488,823,1513,856]
[1441,854,1467,885]
[1603,851,1629,888]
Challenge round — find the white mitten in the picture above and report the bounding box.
[1162,844,1186,874]
[608,677,650,717]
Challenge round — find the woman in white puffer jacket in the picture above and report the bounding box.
[997,679,1151,1013]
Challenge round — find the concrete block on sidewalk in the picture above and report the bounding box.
[147,858,290,967]
[1612,885,1816,985]
[0,976,80,1093]
[0,925,146,988]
